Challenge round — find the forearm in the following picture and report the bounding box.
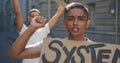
[13,0,23,32]
[8,25,37,59]
[48,5,65,30]
[13,0,22,15]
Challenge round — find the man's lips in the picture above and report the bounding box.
[72,27,80,32]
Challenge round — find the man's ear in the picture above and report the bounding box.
[28,16,30,22]
[86,20,91,29]
[62,20,66,28]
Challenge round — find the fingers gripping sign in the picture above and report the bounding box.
[54,0,70,7]
[31,16,47,29]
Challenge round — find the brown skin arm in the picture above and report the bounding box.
[13,0,24,32]
[8,25,40,59]
[48,5,65,30]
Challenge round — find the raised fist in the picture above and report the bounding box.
[30,16,47,29]
[54,0,70,7]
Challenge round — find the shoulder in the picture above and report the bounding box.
[19,24,27,34]
[85,37,93,42]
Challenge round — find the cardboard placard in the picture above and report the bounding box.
[54,0,69,7]
[40,38,120,63]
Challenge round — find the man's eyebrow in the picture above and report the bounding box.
[78,16,87,19]
[78,16,86,17]
[67,16,74,17]
[67,16,86,18]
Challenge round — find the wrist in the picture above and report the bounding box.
[57,6,65,14]
[29,25,38,31]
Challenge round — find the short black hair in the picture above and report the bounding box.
[64,2,89,19]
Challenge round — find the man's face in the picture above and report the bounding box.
[28,12,40,22]
[63,8,90,37]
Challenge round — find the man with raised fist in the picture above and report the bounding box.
[10,0,65,63]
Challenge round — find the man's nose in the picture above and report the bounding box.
[73,18,78,26]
